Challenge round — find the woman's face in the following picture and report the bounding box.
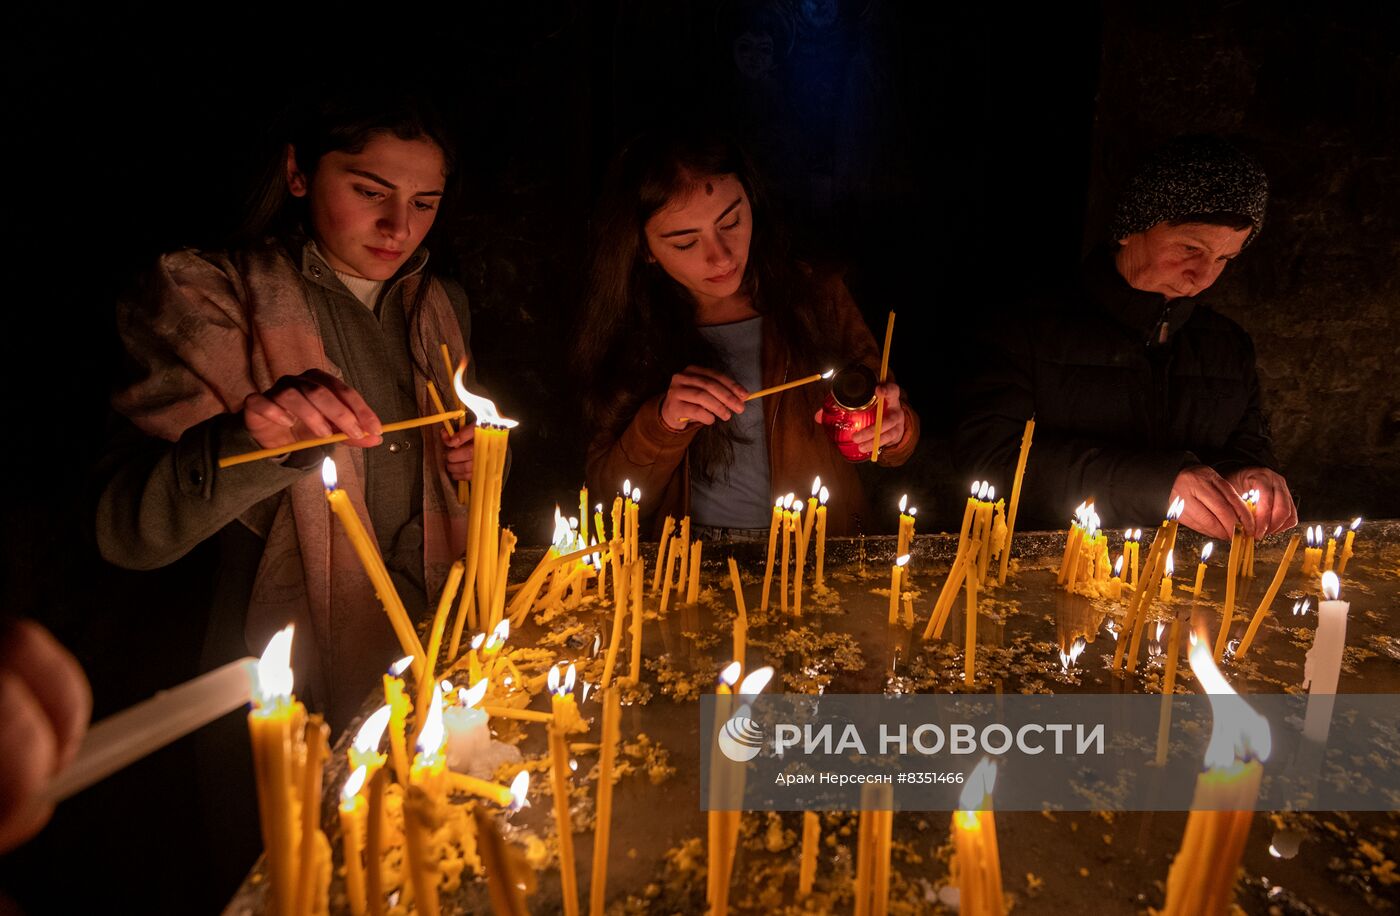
[644,174,753,309]
[287,132,447,281]
[1115,221,1252,299]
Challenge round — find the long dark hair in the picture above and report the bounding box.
[574,130,827,480]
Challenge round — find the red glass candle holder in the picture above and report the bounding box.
[821,363,879,462]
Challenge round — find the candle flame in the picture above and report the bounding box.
[1291,598,1310,616]
[1350,517,1362,531]
[909,507,917,517]
[1306,527,1316,547]
[342,764,368,802]
[509,770,531,811]
[1201,542,1214,562]
[899,494,908,512]
[786,492,797,509]
[580,681,593,704]
[1188,638,1271,768]
[1321,571,1340,601]
[986,485,995,502]
[321,457,338,490]
[895,554,910,568]
[811,476,822,497]
[471,632,486,651]
[596,503,603,514]
[977,481,990,501]
[718,661,742,688]
[631,487,641,503]
[622,478,631,495]
[1167,496,1186,520]
[820,368,835,379]
[464,678,489,709]
[551,507,573,550]
[1114,555,1124,576]
[957,757,998,811]
[818,486,829,506]
[353,705,393,754]
[417,683,446,757]
[254,625,295,705]
[738,665,774,697]
[390,655,414,677]
[453,366,518,428]
[441,679,454,694]
[1133,528,1142,541]
[1059,636,1086,672]
[491,619,511,647]
[775,496,785,509]
[1164,550,1174,578]
[971,480,983,496]
[1332,525,1343,539]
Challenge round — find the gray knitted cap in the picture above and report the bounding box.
[1109,136,1269,247]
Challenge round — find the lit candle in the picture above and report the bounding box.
[1323,524,1341,573]
[1240,489,1260,578]
[323,458,424,677]
[1301,525,1322,575]
[453,370,518,638]
[247,626,300,916]
[1192,542,1214,597]
[1107,555,1124,601]
[1161,639,1271,916]
[383,656,413,785]
[727,558,748,669]
[593,503,607,547]
[888,554,910,625]
[547,664,581,916]
[1235,532,1302,657]
[1057,501,1087,585]
[780,494,795,615]
[1120,498,1184,673]
[1128,529,1142,588]
[998,418,1035,585]
[951,758,1003,916]
[815,486,830,591]
[895,494,913,558]
[802,477,820,559]
[444,680,491,773]
[339,765,369,916]
[959,481,981,556]
[1159,550,1175,601]
[1302,572,1350,742]
[588,687,622,916]
[790,503,805,616]
[364,765,388,916]
[1337,517,1361,575]
[473,778,531,916]
[610,494,623,547]
[761,497,783,612]
[414,560,466,739]
[404,684,447,916]
[976,484,996,584]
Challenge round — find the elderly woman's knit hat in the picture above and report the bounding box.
[1109,136,1269,247]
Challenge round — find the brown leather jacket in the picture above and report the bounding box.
[585,274,919,538]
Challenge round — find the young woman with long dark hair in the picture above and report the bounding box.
[97,88,481,730]
[575,131,919,539]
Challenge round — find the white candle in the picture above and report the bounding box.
[445,680,492,773]
[1303,571,1349,742]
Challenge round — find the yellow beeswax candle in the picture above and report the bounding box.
[1235,532,1302,657]
[404,686,447,916]
[952,759,1003,916]
[340,766,369,916]
[888,554,909,625]
[728,558,748,669]
[998,418,1035,585]
[815,486,829,591]
[651,516,675,592]
[548,666,581,916]
[798,811,820,897]
[248,627,299,916]
[686,539,703,604]
[1337,517,1361,575]
[760,497,782,612]
[588,688,621,916]
[870,310,895,463]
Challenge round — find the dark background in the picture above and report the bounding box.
[2,2,1396,912]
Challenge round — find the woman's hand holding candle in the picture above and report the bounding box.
[242,368,383,450]
[659,366,747,431]
[1170,465,1256,540]
[815,383,906,456]
[1225,467,1297,536]
[440,424,476,482]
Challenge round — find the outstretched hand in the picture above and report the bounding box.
[1225,467,1298,537]
[660,366,747,431]
[1171,465,1256,540]
[243,369,383,450]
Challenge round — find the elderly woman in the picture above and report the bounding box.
[955,135,1297,539]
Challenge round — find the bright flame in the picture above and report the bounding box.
[895,554,910,568]
[775,496,785,509]
[470,632,486,651]
[820,368,835,379]
[1291,599,1310,616]
[548,662,577,696]
[563,663,577,694]
[1201,542,1214,562]
[622,478,631,495]
[1164,550,1174,578]
[986,485,995,502]
[1133,528,1142,540]
[342,765,368,802]
[1113,555,1124,576]
[1187,638,1271,769]
[551,507,572,550]
[488,619,511,649]
[453,366,518,428]
[1059,636,1086,672]
[818,486,829,506]
[785,492,796,510]
[441,679,454,694]
[718,661,742,687]
[899,494,908,513]
[321,457,339,490]
[977,481,990,501]
[390,655,414,677]
[254,625,295,705]
[631,487,641,503]
[1350,517,1362,531]
[1167,496,1186,520]
[509,770,531,811]
[909,507,917,517]
[1321,571,1340,601]
[464,678,488,709]
[957,757,998,810]
[353,706,392,755]
[1332,526,1343,539]
[811,476,822,497]
[417,683,446,757]
[1306,527,1316,547]
[738,666,774,697]
[971,480,982,496]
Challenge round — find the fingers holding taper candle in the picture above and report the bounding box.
[221,406,463,468]
[241,367,383,450]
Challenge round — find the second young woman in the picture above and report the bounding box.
[575,132,919,539]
